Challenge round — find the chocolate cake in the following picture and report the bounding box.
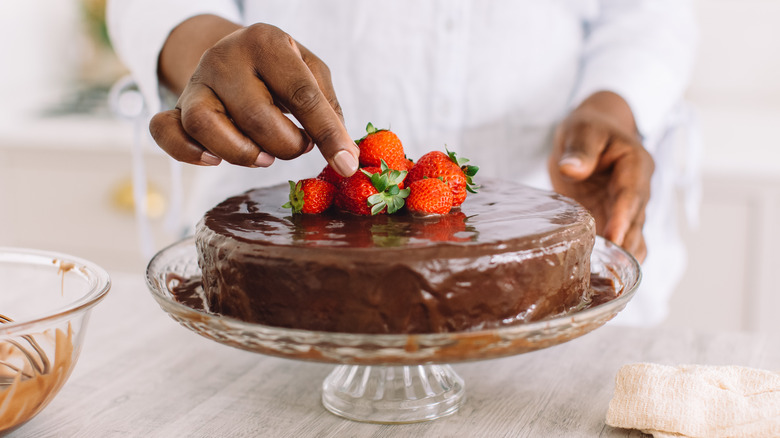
[196,179,595,334]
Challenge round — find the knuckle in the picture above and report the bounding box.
[148,112,168,141]
[640,146,655,172]
[180,107,214,138]
[235,104,271,134]
[246,22,283,39]
[308,58,331,79]
[309,123,342,151]
[287,82,323,114]
[329,97,344,118]
[148,112,197,163]
[245,23,290,52]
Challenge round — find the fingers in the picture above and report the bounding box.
[149,109,224,166]
[207,69,312,162]
[601,139,653,261]
[175,83,276,167]
[551,97,650,263]
[160,24,358,176]
[621,212,647,263]
[556,122,610,181]
[248,31,358,176]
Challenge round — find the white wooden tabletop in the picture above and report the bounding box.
[11,273,780,438]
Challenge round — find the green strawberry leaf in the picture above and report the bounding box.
[443,147,480,194]
[365,166,411,215]
[369,196,387,215]
[282,180,305,214]
[355,122,384,144]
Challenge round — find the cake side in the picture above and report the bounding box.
[196,180,596,334]
[197,222,593,333]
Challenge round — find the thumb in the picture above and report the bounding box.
[557,123,608,181]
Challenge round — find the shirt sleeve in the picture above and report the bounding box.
[569,0,698,139]
[106,0,242,113]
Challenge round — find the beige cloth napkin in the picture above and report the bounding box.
[606,363,780,438]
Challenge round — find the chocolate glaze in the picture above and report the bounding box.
[197,179,596,334]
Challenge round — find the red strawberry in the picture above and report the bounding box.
[406,148,478,207]
[405,178,453,215]
[282,179,335,214]
[316,165,345,186]
[336,162,409,215]
[356,122,406,169]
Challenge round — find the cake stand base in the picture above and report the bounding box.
[321,364,466,423]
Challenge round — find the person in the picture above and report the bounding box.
[107,0,697,326]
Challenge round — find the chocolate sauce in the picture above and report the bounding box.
[168,272,620,330]
[191,179,599,334]
[202,179,593,253]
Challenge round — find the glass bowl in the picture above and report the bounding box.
[146,236,640,423]
[0,248,110,434]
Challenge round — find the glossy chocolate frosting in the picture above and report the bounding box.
[197,179,596,334]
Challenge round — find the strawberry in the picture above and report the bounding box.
[316,164,346,186]
[406,147,478,207]
[405,177,453,215]
[356,122,407,169]
[282,178,335,214]
[336,161,409,215]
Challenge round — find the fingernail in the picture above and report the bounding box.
[200,151,222,166]
[253,152,275,168]
[332,150,358,176]
[559,155,582,169]
[304,139,316,154]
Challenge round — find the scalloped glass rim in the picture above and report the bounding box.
[146,236,640,365]
[0,247,111,334]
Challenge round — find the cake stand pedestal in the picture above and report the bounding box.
[322,364,464,423]
[145,237,640,424]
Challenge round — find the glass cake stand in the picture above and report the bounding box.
[145,236,640,424]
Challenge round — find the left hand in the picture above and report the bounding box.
[548,91,654,262]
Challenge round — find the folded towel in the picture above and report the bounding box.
[606,363,780,438]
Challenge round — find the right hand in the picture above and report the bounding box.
[149,22,360,177]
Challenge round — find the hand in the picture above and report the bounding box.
[149,17,359,176]
[548,91,654,262]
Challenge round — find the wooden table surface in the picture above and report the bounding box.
[11,273,780,438]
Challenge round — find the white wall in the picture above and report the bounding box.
[662,0,780,333]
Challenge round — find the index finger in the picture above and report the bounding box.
[255,35,359,176]
[601,142,653,246]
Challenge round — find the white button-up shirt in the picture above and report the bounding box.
[108,0,698,325]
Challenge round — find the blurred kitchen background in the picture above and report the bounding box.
[0,1,778,333]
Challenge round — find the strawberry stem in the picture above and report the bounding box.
[444,146,480,193]
[282,180,305,214]
[362,159,410,214]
